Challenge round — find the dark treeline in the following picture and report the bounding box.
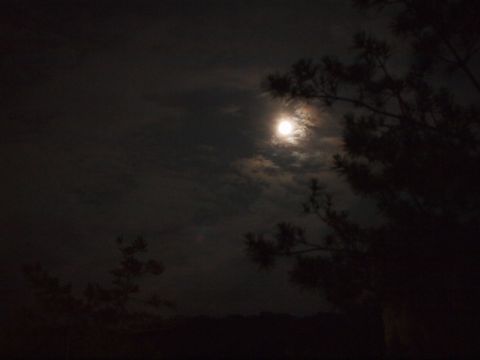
[3,312,383,358]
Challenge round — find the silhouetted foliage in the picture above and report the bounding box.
[23,236,174,330]
[247,0,480,356]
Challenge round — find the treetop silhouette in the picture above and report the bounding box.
[23,236,174,330]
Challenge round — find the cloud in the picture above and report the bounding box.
[233,155,295,197]
[1,0,372,317]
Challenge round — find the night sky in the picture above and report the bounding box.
[2,1,377,317]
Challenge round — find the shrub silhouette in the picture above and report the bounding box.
[23,236,173,332]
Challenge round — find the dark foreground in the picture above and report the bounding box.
[2,311,384,358]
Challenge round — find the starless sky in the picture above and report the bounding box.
[1,0,378,316]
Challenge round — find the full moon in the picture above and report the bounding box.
[278,120,293,136]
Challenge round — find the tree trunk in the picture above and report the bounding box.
[382,289,478,357]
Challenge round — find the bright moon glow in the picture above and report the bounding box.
[273,108,311,145]
[278,120,293,136]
